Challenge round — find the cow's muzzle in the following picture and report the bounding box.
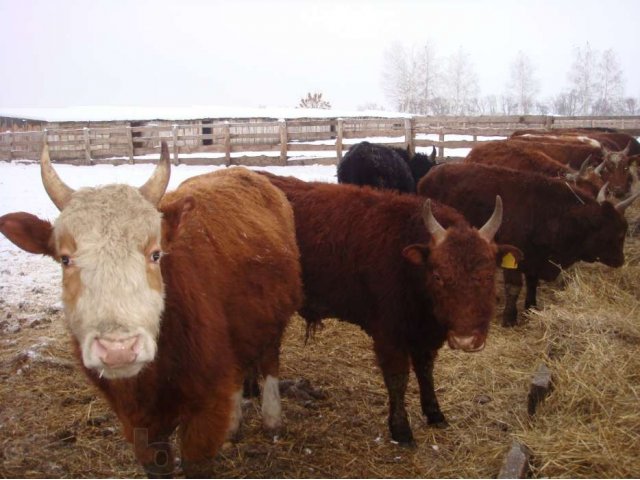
[447,333,486,352]
[92,335,141,368]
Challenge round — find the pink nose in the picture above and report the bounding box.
[94,335,140,367]
[447,334,485,352]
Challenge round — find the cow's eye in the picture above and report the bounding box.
[150,250,162,263]
[61,255,72,267]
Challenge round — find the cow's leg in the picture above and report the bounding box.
[179,394,234,478]
[502,269,523,327]
[243,366,261,398]
[373,337,414,445]
[129,426,175,478]
[524,274,539,310]
[258,339,283,434]
[410,349,447,427]
[226,386,244,442]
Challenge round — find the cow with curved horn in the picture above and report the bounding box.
[418,162,640,326]
[0,143,303,476]
[465,141,608,198]
[257,171,522,445]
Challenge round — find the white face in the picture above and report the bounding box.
[54,184,165,379]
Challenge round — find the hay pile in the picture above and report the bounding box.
[517,241,640,478]
[1,226,639,477]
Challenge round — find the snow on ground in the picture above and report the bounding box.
[0,161,337,315]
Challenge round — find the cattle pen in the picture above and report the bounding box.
[1,114,640,165]
[1,119,640,478]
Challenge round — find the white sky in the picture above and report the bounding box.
[1,0,639,111]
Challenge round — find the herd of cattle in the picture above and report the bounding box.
[0,128,638,476]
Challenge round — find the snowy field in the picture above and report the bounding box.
[0,161,337,319]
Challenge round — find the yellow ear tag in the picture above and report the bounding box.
[501,252,518,269]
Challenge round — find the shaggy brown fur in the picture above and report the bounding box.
[418,162,633,327]
[258,171,521,445]
[0,167,302,477]
[465,140,605,198]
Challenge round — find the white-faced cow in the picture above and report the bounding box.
[0,143,302,477]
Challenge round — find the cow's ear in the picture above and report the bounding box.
[0,212,55,256]
[161,196,196,243]
[402,244,430,266]
[496,244,524,269]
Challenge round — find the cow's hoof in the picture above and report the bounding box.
[426,411,448,428]
[502,310,518,327]
[390,426,415,446]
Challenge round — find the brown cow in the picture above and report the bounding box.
[465,140,605,198]
[509,129,638,197]
[0,143,302,477]
[511,127,640,155]
[258,171,522,445]
[418,163,639,326]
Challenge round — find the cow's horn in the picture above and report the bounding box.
[478,195,503,241]
[578,155,592,177]
[40,145,75,211]
[139,141,171,206]
[423,199,446,244]
[596,182,609,204]
[615,190,640,213]
[594,159,606,176]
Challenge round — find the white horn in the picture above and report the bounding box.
[139,141,171,206]
[423,199,446,244]
[596,182,609,204]
[615,190,640,213]
[40,144,75,211]
[478,195,503,241]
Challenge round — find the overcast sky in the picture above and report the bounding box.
[1,0,638,111]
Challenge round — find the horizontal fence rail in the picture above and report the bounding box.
[1,115,639,166]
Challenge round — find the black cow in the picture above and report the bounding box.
[337,141,436,193]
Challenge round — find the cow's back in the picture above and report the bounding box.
[417,162,622,278]
[160,167,302,369]
[338,141,416,193]
[260,171,461,339]
[466,141,572,175]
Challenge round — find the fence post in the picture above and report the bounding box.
[404,117,415,156]
[223,121,231,165]
[9,131,15,161]
[336,118,344,163]
[126,125,134,164]
[41,128,48,161]
[438,130,445,160]
[279,119,288,166]
[83,127,92,165]
[172,125,179,165]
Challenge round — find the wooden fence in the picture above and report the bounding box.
[1,115,639,166]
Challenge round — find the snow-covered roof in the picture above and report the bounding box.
[0,105,411,123]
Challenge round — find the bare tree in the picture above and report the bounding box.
[507,51,539,114]
[382,40,445,114]
[500,95,518,115]
[417,40,442,114]
[623,97,639,115]
[552,90,580,115]
[382,42,422,113]
[567,42,598,115]
[535,101,550,115]
[592,49,624,114]
[298,92,331,109]
[481,95,500,115]
[444,47,479,115]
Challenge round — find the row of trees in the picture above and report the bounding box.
[380,41,639,116]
